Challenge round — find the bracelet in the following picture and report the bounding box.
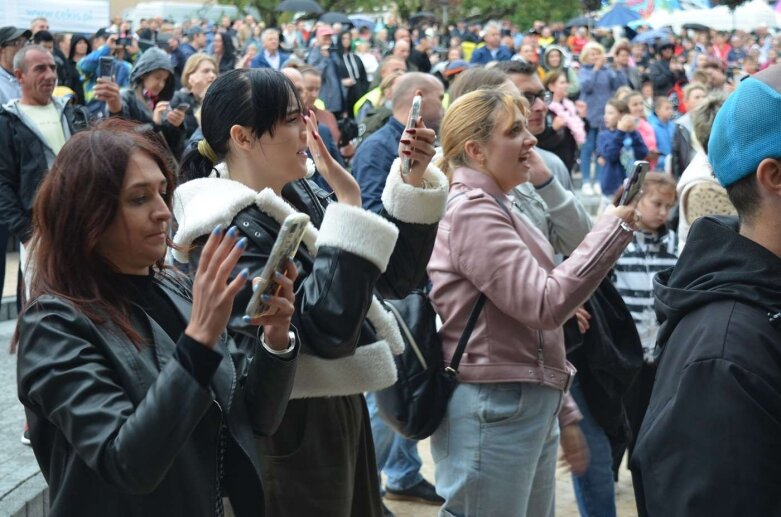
[259,329,296,355]
[533,175,555,190]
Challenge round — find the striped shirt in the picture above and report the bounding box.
[612,227,679,362]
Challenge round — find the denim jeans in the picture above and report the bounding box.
[432,382,562,516]
[580,127,602,185]
[365,392,423,491]
[571,379,617,517]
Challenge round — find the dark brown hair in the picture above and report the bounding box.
[24,118,176,345]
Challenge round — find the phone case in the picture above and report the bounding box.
[401,95,422,176]
[244,213,310,319]
[621,161,650,205]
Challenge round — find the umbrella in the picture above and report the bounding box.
[627,19,653,29]
[409,11,436,26]
[631,27,671,44]
[565,14,598,28]
[596,4,641,27]
[276,0,323,14]
[349,16,374,30]
[682,22,710,31]
[320,12,351,25]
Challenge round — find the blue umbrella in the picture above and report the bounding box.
[631,27,671,44]
[348,16,374,30]
[596,4,641,27]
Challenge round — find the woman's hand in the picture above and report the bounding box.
[166,107,185,127]
[246,260,299,351]
[575,306,591,334]
[186,225,249,348]
[398,91,437,188]
[603,203,640,230]
[304,109,362,206]
[93,77,122,114]
[527,149,552,187]
[152,101,169,126]
[559,423,590,475]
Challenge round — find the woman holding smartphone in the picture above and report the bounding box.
[428,89,638,516]
[17,119,298,516]
[174,68,448,516]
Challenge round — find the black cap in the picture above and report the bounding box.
[187,26,204,37]
[94,27,115,40]
[0,26,32,46]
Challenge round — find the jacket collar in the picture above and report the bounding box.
[451,166,511,199]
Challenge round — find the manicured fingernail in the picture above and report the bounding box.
[212,224,222,235]
[400,139,411,144]
[236,237,248,249]
[274,271,284,279]
[402,150,412,156]
[240,268,249,278]
[253,282,260,293]
[405,128,416,134]
[226,226,238,238]
[261,294,271,302]
[242,315,251,322]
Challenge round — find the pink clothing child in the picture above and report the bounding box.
[628,92,658,168]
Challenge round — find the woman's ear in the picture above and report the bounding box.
[229,125,254,152]
[464,139,484,166]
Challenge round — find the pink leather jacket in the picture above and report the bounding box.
[428,167,634,426]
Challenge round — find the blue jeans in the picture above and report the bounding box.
[571,379,617,517]
[365,392,423,491]
[580,127,602,185]
[432,382,562,516]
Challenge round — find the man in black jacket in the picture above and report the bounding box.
[632,64,781,516]
[648,42,686,97]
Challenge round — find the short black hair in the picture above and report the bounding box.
[726,173,760,223]
[493,60,537,77]
[32,30,54,44]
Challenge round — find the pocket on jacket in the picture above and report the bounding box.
[477,383,524,426]
[256,399,311,461]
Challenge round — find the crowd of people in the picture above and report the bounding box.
[0,10,780,517]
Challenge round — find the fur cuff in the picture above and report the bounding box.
[316,203,399,273]
[381,158,449,225]
[291,342,398,398]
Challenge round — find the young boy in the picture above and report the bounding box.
[648,97,675,171]
[596,98,649,204]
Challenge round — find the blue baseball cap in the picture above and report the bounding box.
[708,67,781,187]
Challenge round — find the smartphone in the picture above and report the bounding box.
[175,103,191,112]
[98,56,115,80]
[244,213,309,319]
[620,160,650,205]
[400,95,422,176]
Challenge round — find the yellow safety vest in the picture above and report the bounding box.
[353,87,383,118]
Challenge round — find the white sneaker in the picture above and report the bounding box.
[582,183,594,196]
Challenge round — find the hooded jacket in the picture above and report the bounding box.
[542,45,580,98]
[120,48,183,155]
[0,97,89,241]
[632,216,781,516]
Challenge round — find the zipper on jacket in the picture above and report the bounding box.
[299,179,325,222]
[214,401,226,517]
[537,330,545,367]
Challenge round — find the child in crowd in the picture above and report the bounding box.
[597,98,649,204]
[626,91,659,169]
[648,97,675,171]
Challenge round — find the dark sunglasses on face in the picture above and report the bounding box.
[522,89,551,106]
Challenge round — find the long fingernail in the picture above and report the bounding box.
[405,128,416,134]
[240,268,249,278]
[400,139,411,144]
[402,150,412,156]
[242,315,251,322]
[226,226,238,238]
[253,282,260,293]
[236,237,248,249]
[261,294,271,302]
[274,271,284,279]
[212,224,222,235]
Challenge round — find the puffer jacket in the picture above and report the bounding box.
[428,167,634,426]
[173,158,449,398]
[17,270,297,517]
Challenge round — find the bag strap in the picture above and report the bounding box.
[445,292,486,377]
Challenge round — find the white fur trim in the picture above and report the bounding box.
[291,341,397,398]
[172,178,257,263]
[367,296,405,355]
[316,203,399,273]
[381,158,449,225]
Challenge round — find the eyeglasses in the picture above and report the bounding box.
[522,90,551,106]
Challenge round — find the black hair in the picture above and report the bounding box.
[68,35,92,62]
[32,30,54,44]
[215,31,236,62]
[338,30,352,54]
[179,68,303,182]
[726,174,760,224]
[494,60,537,77]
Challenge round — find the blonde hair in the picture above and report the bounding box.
[438,89,528,178]
[181,53,217,90]
[580,41,606,65]
[379,70,404,101]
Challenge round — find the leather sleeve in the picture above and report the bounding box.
[0,117,31,241]
[17,298,213,494]
[375,212,437,298]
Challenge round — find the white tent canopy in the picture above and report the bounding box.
[647,0,777,32]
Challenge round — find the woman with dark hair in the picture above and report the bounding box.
[211,32,237,74]
[175,68,448,516]
[335,30,369,118]
[119,47,186,157]
[63,34,91,105]
[16,118,298,516]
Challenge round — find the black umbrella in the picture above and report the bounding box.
[409,11,436,26]
[276,0,323,14]
[320,12,351,25]
[565,14,597,28]
[682,22,710,31]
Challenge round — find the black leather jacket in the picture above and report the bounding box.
[17,271,297,517]
[189,179,436,359]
